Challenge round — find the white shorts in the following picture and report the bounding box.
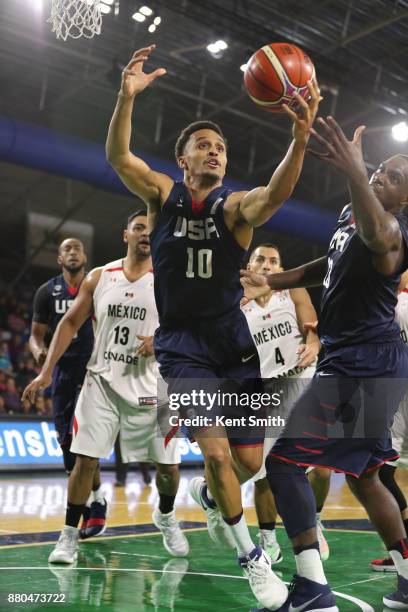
[389,392,408,468]
[71,371,180,464]
[253,368,315,482]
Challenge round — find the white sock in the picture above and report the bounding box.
[92,486,104,504]
[63,525,78,534]
[316,513,321,522]
[225,513,255,556]
[295,549,327,585]
[390,550,408,580]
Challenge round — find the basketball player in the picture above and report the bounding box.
[242,243,331,564]
[106,45,320,606]
[29,238,106,538]
[105,45,320,609]
[242,120,408,610]
[371,269,408,572]
[23,212,188,564]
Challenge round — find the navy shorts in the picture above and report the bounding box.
[52,359,87,447]
[154,310,264,447]
[270,340,408,477]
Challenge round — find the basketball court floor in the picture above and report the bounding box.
[1,468,406,611]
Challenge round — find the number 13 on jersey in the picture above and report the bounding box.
[186,247,213,279]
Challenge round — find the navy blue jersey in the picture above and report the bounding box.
[318,204,408,348]
[149,181,246,328]
[32,274,93,366]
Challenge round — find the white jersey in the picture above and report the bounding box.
[242,290,312,378]
[87,259,159,407]
[396,289,408,345]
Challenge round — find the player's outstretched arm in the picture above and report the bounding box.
[241,256,327,299]
[310,117,404,274]
[290,288,320,368]
[237,80,321,227]
[106,45,173,207]
[22,269,101,403]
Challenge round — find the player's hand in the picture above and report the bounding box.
[35,348,48,367]
[308,116,367,181]
[283,79,322,145]
[136,335,154,357]
[22,372,52,404]
[296,340,319,368]
[120,45,166,99]
[240,270,270,300]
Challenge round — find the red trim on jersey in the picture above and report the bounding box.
[67,286,79,296]
[309,415,333,427]
[268,451,360,478]
[294,444,323,455]
[73,416,78,436]
[268,451,400,478]
[192,198,205,214]
[165,424,179,447]
[320,401,336,411]
[402,289,408,294]
[92,314,97,322]
[302,431,329,441]
[105,267,123,272]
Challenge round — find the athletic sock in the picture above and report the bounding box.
[66,502,86,528]
[92,486,105,504]
[389,539,408,579]
[295,545,327,585]
[259,521,276,531]
[223,511,255,556]
[159,494,176,515]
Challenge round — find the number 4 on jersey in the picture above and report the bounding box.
[275,347,285,366]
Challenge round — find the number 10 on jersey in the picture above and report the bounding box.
[186,247,213,279]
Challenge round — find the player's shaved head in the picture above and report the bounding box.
[58,237,85,254]
[57,237,87,274]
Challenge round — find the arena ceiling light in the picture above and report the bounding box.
[240,63,247,72]
[153,16,161,25]
[392,121,408,143]
[207,40,228,58]
[139,5,153,16]
[148,24,156,33]
[132,11,146,22]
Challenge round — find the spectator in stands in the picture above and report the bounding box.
[0,342,12,374]
[35,395,48,417]
[22,397,34,415]
[0,396,6,414]
[16,357,38,393]
[8,334,26,369]
[0,370,7,393]
[3,376,21,414]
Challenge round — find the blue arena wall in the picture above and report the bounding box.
[0,115,336,244]
[0,419,203,469]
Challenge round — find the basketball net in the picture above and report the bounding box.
[48,0,103,41]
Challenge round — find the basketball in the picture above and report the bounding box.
[243,42,315,113]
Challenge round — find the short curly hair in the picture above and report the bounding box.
[174,121,227,160]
